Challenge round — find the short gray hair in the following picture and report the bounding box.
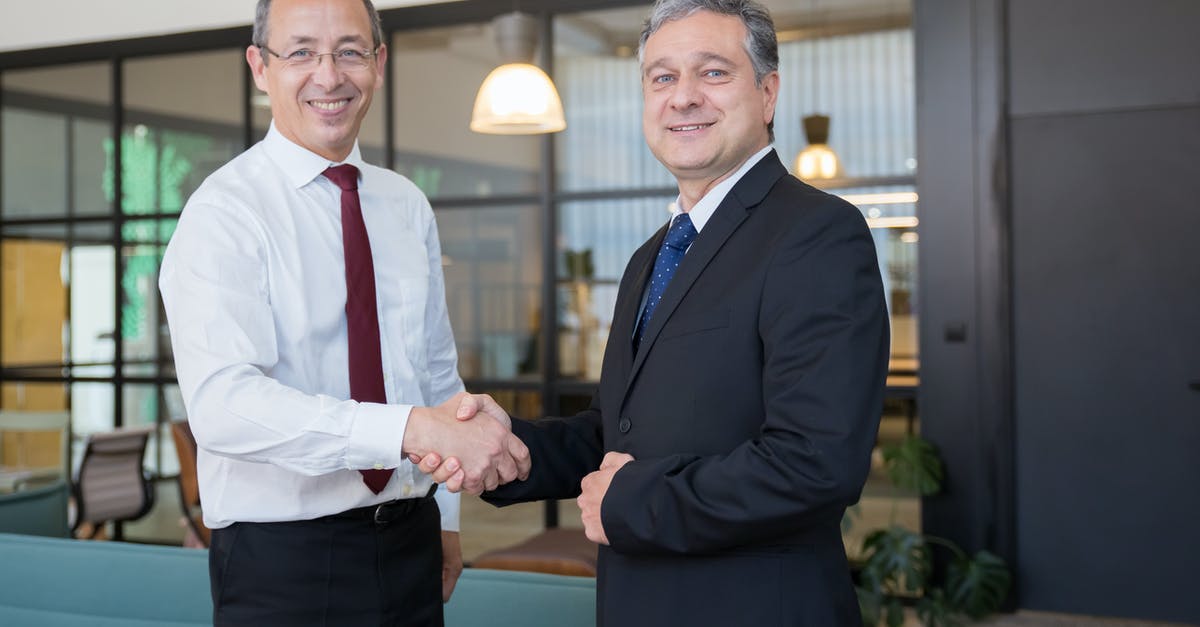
[638,0,779,85]
[252,0,383,55]
[638,0,778,138]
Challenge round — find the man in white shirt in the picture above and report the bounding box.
[158,0,529,624]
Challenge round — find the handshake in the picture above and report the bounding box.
[402,392,529,496]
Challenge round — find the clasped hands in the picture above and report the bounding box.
[403,392,530,496]
[412,393,634,545]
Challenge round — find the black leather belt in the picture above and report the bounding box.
[331,484,437,525]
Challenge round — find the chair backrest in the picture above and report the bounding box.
[170,420,209,546]
[0,411,71,485]
[73,427,155,531]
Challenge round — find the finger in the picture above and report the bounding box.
[417,452,442,474]
[456,394,480,420]
[475,394,508,425]
[407,453,422,464]
[494,448,519,484]
[430,457,461,483]
[483,468,500,493]
[505,435,531,481]
[443,469,465,494]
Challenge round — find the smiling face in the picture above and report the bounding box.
[641,10,778,199]
[246,0,386,161]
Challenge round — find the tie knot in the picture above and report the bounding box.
[323,164,360,191]
[664,213,698,251]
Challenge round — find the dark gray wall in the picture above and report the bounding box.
[1007,0,1200,621]
[918,0,1200,622]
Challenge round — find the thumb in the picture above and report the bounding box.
[456,394,479,420]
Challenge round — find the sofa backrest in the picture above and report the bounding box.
[0,533,597,627]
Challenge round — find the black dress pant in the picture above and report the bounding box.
[209,493,442,627]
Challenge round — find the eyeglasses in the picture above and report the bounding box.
[259,45,378,71]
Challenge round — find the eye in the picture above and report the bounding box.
[286,49,316,60]
[703,69,727,78]
[337,49,367,60]
[652,74,675,84]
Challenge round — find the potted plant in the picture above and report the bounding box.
[855,435,1012,627]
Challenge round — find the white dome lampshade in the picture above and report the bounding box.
[469,12,566,135]
[794,114,842,180]
[470,62,565,134]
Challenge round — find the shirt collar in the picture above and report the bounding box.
[262,121,367,189]
[670,144,774,233]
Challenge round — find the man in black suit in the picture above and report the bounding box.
[421,0,888,624]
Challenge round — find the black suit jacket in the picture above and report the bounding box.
[487,151,889,626]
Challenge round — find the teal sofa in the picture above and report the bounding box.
[0,533,595,626]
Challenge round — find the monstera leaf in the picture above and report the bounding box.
[861,526,932,594]
[916,588,963,627]
[882,435,945,496]
[945,550,1012,619]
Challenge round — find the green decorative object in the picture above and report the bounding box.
[854,435,1011,626]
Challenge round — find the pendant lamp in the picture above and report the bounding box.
[470,12,566,135]
[794,114,842,180]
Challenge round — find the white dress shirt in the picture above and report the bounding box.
[160,124,462,530]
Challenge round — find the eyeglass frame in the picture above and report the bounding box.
[258,45,380,70]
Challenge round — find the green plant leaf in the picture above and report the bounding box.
[861,526,932,594]
[916,589,963,627]
[884,596,905,627]
[882,435,945,496]
[945,550,1011,619]
[857,586,882,626]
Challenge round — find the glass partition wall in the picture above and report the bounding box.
[1,0,915,545]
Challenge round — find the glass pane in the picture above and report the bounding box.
[121,218,172,373]
[556,197,672,380]
[391,25,540,199]
[437,205,542,381]
[70,382,115,471]
[122,384,162,474]
[1,224,68,369]
[2,62,112,219]
[123,50,245,217]
[69,231,117,377]
[0,382,67,413]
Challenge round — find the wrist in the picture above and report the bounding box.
[402,406,431,456]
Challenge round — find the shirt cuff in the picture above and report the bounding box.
[346,402,411,472]
[434,488,461,532]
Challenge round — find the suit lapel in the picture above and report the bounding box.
[609,225,668,379]
[622,152,788,402]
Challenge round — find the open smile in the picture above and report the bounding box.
[669,123,714,132]
[308,98,352,113]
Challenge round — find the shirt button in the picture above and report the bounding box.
[373,463,384,470]
[618,418,632,433]
[402,485,413,497]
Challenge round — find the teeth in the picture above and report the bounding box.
[311,99,349,111]
[672,124,709,131]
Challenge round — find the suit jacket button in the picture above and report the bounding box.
[618,418,632,433]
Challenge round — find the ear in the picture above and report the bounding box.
[372,43,388,90]
[246,45,270,94]
[759,70,780,127]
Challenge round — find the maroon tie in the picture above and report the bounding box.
[324,164,392,494]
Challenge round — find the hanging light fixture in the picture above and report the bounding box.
[794,2,842,180]
[470,12,566,135]
[795,114,842,179]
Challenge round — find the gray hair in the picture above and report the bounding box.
[638,0,779,138]
[253,0,383,56]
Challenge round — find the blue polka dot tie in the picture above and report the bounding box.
[634,212,698,351]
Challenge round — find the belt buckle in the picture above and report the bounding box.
[373,503,386,525]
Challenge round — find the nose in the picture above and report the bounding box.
[668,74,703,111]
[310,54,343,89]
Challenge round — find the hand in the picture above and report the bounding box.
[402,393,530,496]
[441,531,463,603]
[578,452,634,546]
[411,394,528,493]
